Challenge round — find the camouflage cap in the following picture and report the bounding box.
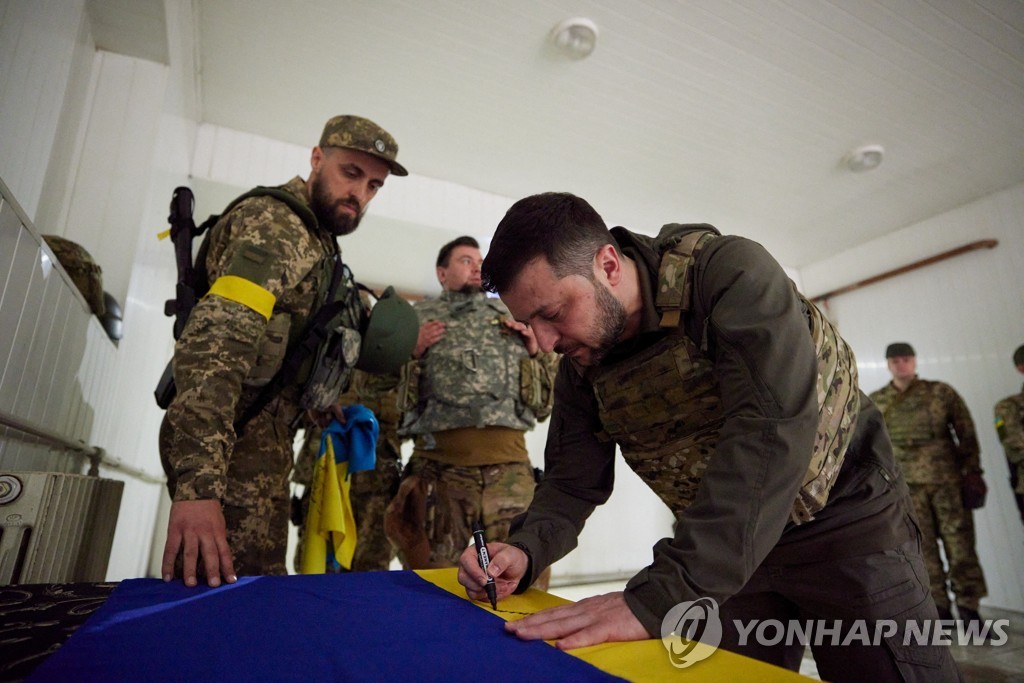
[319,115,408,176]
[1013,344,1024,367]
[885,342,915,358]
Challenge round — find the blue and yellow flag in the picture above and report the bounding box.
[300,405,379,573]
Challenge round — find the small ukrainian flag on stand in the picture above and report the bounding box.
[300,405,379,573]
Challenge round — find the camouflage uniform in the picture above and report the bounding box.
[390,290,558,568]
[160,176,365,577]
[292,369,403,571]
[994,384,1024,524]
[869,377,987,612]
[506,225,958,679]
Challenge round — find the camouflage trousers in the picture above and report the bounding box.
[388,457,536,569]
[160,408,293,578]
[908,483,987,611]
[293,435,402,572]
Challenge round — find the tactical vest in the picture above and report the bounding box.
[208,185,367,422]
[580,229,860,524]
[399,292,535,435]
[293,258,367,413]
[872,382,941,447]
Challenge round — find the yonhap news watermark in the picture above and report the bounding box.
[660,597,1011,669]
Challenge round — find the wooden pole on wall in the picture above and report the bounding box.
[810,239,998,304]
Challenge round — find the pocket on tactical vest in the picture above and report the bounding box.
[244,312,291,387]
[298,325,361,412]
[397,360,421,413]
[519,356,551,415]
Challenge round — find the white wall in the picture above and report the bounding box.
[0,0,87,221]
[0,0,197,581]
[798,182,1024,612]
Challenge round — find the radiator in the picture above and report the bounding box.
[0,471,124,585]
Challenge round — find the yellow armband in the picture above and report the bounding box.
[206,275,276,320]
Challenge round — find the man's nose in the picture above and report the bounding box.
[351,182,373,206]
[532,322,558,353]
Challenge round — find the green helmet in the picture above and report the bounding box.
[356,286,418,374]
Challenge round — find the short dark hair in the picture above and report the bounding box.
[436,236,480,268]
[1013,344,1024,367]
[481,192,617,293]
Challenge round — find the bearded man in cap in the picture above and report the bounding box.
[160,115,410,587]
[869,342,987,625]
[994,344,1024,526]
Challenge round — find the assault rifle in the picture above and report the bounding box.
[154,186,214,409]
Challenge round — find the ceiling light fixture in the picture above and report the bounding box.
[550,18,599,59]
[844,144,885,172]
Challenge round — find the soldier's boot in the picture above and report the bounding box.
[957,605,983,627]
[956,605,991,644]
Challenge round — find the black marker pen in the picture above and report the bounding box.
[471,521,498,610]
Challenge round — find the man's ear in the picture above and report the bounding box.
[310,146,324,172]
[595,244,622,286]
[436,266,446,287]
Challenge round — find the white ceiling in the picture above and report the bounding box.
[110,0,1024,270]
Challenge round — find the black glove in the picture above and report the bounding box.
[962,472,987,510]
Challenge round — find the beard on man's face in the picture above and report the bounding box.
[458,283,484,295]
[562,280,625,366]
[310,175,362,236]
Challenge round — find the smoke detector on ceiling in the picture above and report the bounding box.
[550,18,599,59]
[845,144,885,172]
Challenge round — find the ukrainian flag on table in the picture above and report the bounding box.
[300,405,378,573]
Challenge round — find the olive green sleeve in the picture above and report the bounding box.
[162,295,267,500]
[945,383,982,475]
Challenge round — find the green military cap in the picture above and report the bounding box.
[1013,344,1024,367]
[885,342,915,358]
[319,115,408,176]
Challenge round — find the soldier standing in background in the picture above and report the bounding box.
[385,236,559,575]
[869,342,988,626]
[994,344,1024,526]
[159,115,410,587]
